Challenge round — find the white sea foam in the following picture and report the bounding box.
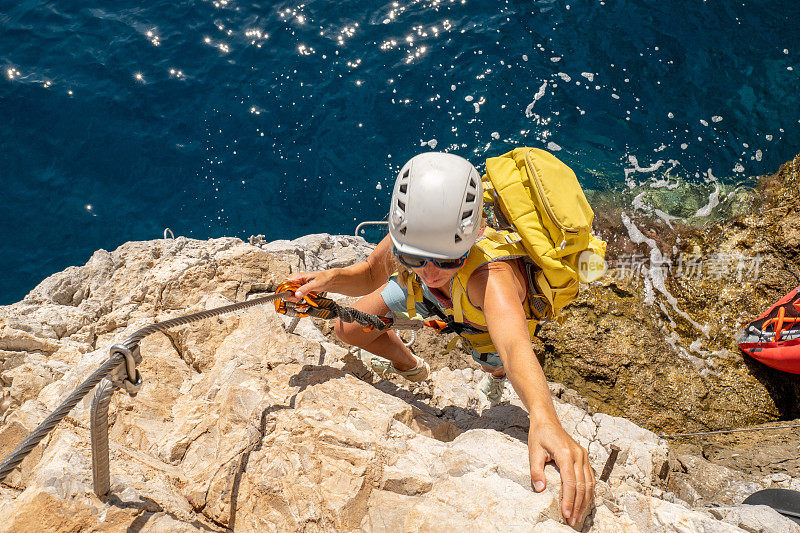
[692,181,720,218]
[623,155,666,187]
[620,212,709,336]
[650,175,679,190]
[546,141,562,151]
[557,72,571,82]
[581,72,594,81]
[420,139,437,149]
[689,338,704,354]
[654,209,679,229]
[663,330,681,353]
[524,81,548,118]
[659,302,677,328]
[643,275,655,305]
[631,191,649,212]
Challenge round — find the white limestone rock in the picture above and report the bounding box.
[592,412,670,487]
[618,491,743,532]
[709,504,800,533]
[0,234,795,532]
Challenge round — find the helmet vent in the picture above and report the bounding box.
[397,200,406,211]
[402,169,410,179]
[466,192,475,202]
[399,183,407,194]
[461,210,473,220]
[454,234,462,243]
[469,177,476,188]
[399,227,407,235]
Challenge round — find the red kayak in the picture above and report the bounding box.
[738,284,800,374]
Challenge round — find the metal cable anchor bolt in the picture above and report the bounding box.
[109,344,143,397]
[599,444,621,482]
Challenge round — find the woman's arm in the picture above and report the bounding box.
[468,261,595,528]
[290,234,396,298]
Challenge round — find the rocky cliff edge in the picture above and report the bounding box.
[0,232,798,532]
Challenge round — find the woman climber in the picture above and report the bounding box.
[288,152,595,528]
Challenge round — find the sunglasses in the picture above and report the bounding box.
[394,249,468,270]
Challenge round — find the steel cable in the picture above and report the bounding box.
[90,378,118,496]
[330,301,391,331]
[0,291,292,483]
[120,292,292,348]
[659,423,800,439]
[0,353,124,482]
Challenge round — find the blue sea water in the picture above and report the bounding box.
[1,0,798,305]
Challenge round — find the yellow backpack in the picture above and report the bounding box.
[482,147,607,316]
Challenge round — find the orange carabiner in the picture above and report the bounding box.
[275,280,317,317]
[274,280,339,320]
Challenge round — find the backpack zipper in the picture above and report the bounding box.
[524,150,580,249]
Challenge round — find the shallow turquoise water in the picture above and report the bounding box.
[1,0,798,304]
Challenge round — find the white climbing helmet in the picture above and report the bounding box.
[389,152,483,259]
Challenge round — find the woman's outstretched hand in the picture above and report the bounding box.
[286,270,336,299]
[527,417,596,528]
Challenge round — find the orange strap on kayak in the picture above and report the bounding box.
[762,313,800,342]
[775,306,786,341]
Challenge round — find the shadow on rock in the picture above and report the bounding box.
[742,356,800,420]
[342,355,533,443]
[108,493,223,533]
